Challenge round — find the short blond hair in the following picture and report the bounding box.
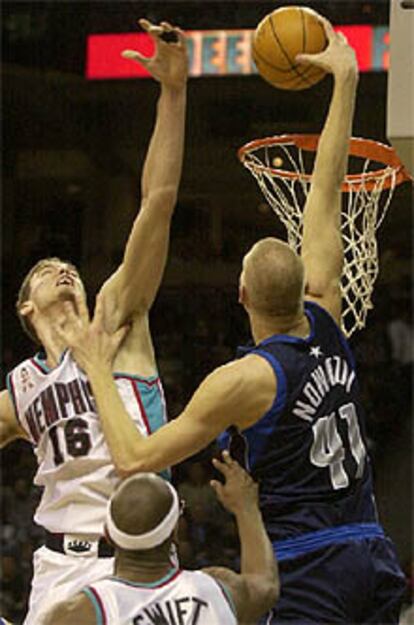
[16,257,78,344]
[243,238,304,317]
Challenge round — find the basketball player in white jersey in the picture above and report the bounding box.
[0,19,188,625]
[44,452,279,625]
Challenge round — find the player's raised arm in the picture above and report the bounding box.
[81,354,273,475]
[53,296,276,475]
[298,18,358,324]
[100,19,188,329]
[203,452,280,624]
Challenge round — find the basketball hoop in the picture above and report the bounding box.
[238,134,412,337]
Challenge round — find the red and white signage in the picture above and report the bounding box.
[86,25,390,80]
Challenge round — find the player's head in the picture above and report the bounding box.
[239,237,305,317]
[16,257,85,344]
[105,473,181,563]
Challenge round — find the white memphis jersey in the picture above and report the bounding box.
[85,568,237,625]
[6,351,168,535]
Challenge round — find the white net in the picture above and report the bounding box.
[239,135,404,337]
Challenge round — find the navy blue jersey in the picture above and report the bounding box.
[219,301,378,545]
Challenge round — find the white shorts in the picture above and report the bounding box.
[23,545,114,625]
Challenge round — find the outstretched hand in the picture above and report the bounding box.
[122,18,188,89]
[296,16,358,76]
[211,451,259,516]
[53,292,129,373]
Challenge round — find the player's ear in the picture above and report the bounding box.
[19,300,35,318]
[238,283,248,306]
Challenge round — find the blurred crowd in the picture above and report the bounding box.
[1,273,412,623]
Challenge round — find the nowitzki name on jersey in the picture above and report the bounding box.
[293,356,355,422]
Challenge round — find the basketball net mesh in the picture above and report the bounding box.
[239,137,402,337]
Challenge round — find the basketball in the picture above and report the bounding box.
[252,6,328,90]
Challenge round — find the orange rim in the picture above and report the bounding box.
[238,134,412,192]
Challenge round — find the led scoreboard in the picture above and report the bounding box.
[86,25,390,80]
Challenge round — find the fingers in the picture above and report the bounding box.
[295,23,349,68]
[295,51,323,65]
[138,18,155,33]
[316,15,335,41]
[139,18,168,43]
[122,18,183,66]
[92,292,105,329]
[121,49,150,65]
[113,324,130,350]
[160,20,174,31]
[52,320,67,342]
[121,18,162,67]
[221,450,234,465]
[210,479,224,499]
[74,291,90,325]
[212,451,238,477]
[337,32,348,45]
[159,21,184,46]
[295,50,326,68]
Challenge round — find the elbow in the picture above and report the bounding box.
[271,577,281,606]
[263,577,280,611]
[115,458,146,479]
[114,450,157,479]
[113,449,146,479]
[115,463,138,479]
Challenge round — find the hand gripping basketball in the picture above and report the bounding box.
[296,17,358,77]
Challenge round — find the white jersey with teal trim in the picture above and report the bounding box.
[84,568,237,625]
[6,351,168,535]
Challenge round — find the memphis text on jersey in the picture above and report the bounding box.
[23,376,96,444]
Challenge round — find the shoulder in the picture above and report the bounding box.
[6,355,47,395]
[203,566,278,623]
[202,567,240,618]
[6,355,37,377]
[43,591,96,625]
[205,357,276,408]
[182,357,277,432]
[210,357,277,430]
[209,355,276,390]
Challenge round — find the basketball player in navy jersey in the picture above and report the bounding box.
[57,17,406,624]
[44,453,278,625]
[0,19,189,625]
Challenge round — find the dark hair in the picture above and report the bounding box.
[16,257,78,344]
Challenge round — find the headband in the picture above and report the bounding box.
[105,475,180,550]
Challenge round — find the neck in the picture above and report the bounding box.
[114,549,174,583]
[248,307,309,344]
[33,303,73,367]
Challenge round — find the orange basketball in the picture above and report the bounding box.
[252,6,328,90]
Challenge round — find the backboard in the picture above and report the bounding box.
[387,0,414,175]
